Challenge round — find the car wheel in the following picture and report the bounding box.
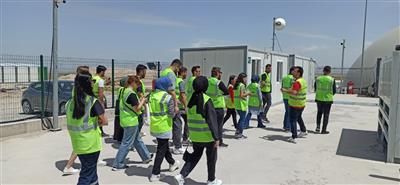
[22,100,33,114]
[59,102,66,115]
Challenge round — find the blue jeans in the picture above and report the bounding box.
[77,151,100,185]
[244,112,263,128]
[283,99,291,129]
[236,110,247,134]
[113,125,151,168]
[289,107,307,139]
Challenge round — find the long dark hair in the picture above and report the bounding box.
[234,73,247,89]
[73,71,95,119]
[228,75,236,86]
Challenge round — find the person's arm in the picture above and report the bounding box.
[314,81,317,92]
[332,80,336,95]
[260,74,266,87]
[126,93,145,113]
[282,81,301,95]
[167,73,179,112]
[218,81,229,95]
[166,98,176,118]
[240,85,251,98]
[98,79,105,107]
[179,81,187,109]
[204,99,220,147]
[90,100,108,126]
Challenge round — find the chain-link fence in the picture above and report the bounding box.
[0,54,168,124]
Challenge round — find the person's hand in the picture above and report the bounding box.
[174,106,180,114]
[214,140,220,148]
[140,97,147,104]
[280,88,284,92]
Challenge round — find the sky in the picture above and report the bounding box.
[1,0,399,67]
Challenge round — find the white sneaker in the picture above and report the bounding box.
[97,160,107,166]
[169,160,181,172]
[174,174,185,185]
[172,147,185,155]
[63,167,80,175]
[288,138,297,143]
[298,131,308,138]
[149,174,164,182]
[140,132,147,137]
[207,178,222,185]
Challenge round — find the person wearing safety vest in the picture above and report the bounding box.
[92,65,108,137]
[135,64,149,137]
[223,75,238,129]
[281,66,295,132]
[160,59,183,114]
[260,64,272,123]
[314,66,336,134]
[174,76,222,185]
[281,66,308,143]
[112,75,153,171]
[234,73,252,139]
[244,75,266,128]
[113,78,126,143]
[66,71,108,185]
[149,77,181,182]
[172,66,188,155]
[186,66,201,104]
[206,67,229,147]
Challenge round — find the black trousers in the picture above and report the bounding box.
[152,138,175,175]
[182,114,189,141]
[289,107,307,139]
[113,115,123,142]
[262,92,272,119]
[223,108,237,129]
[215,108,225,144]
[180,142,217,181]
[77,151,100,185]
[316,102,333,132]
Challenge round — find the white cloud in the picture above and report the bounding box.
[286,31,338,41]
[302,45,320,52]
[70,6,189,28]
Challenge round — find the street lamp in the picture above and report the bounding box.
[359,0,368,95]
[51,0,65,131]
[272,17,286,51]
[340,39,346,91]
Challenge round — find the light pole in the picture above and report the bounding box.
[272,17,276,51]
[359,0,368,95]
[271,17,286,51]
[340,39,346,89]
[51,0,65,131]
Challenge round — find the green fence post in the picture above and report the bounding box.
[111,59,115,108]
[40,55,45,119]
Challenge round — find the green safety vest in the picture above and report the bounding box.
[289,78,308,107]
[206,77,225,109]
[66,96,102,155]
[247,83,261,109]
[234,83,248,111]
[176,77,183,100]
[119,88,140,127]
[185,76,195,104]
[225,84,235,109]
[260,72,271,93]
[282,74,294,100]
[161,67,175,78]
[188,94,214,142]
[92,75,102,98]
[136,79,145,95]
[315,75,334,102]
[149,90,173,137]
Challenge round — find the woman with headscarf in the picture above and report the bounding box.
[66,71,108,185]
[244,75,266,128]
[174,76,222,185]
[149,77,180,182]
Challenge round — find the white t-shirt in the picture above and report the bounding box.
[98,79,105,88]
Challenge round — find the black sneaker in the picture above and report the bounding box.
[219,143,229,147]
[315,127,320,133]
[257,125,266,128]
[101,132,109,137]
[264,118,270,123]
[321,131,330,134]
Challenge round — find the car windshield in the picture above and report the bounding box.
[59,81,74,92]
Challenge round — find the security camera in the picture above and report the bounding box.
[274,18,286,31]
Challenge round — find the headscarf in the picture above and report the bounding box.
[187,76,209,117]
[251,75,259,83]
[155,77,172,91]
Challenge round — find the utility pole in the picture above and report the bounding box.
[340,39,346,89]
[51,0,65,131]
[272,17,276,51]
[359,0,368,95]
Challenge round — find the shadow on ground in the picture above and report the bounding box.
[260,135,292,143]
[55,160,81,175]
[336,128,385,162]
[369,174,400,182]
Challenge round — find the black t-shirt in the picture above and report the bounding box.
[126,93,139,107]
[90,100,105,117]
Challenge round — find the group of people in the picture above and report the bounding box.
[65,59,336,185]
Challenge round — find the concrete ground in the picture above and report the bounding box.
[1,94,399,185]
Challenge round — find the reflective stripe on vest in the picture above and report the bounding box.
[206,77,225,109]
[67,96,97,132]
[149,92,168,116]
[149,90,173,136]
